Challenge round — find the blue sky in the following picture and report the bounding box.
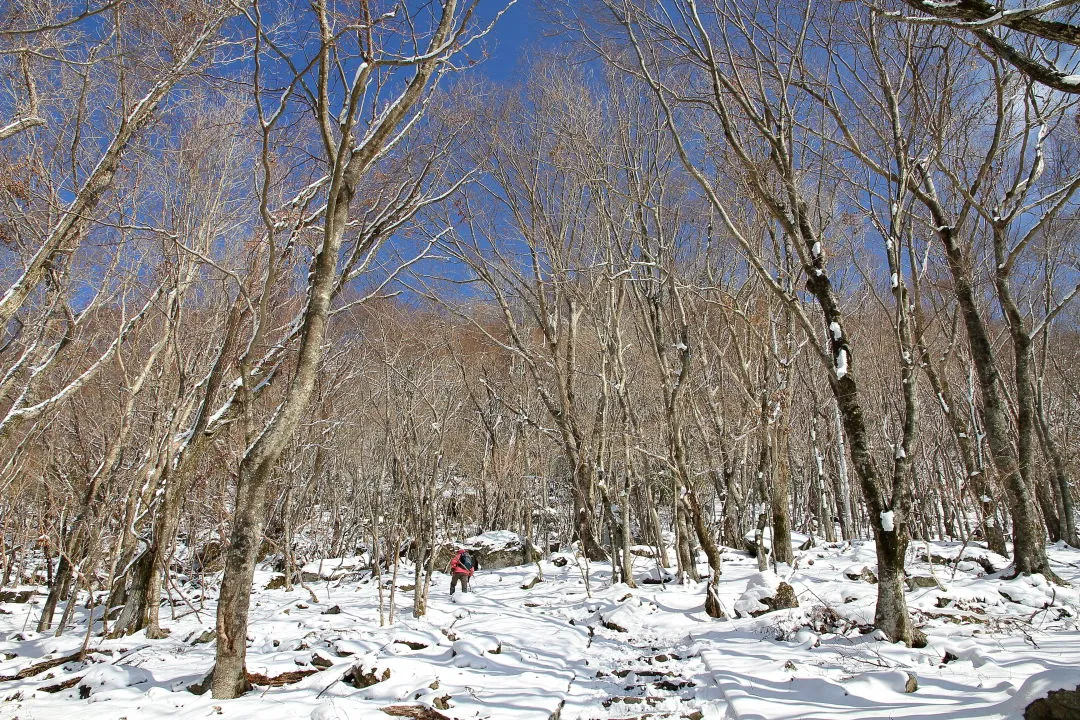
[477,0,545,84]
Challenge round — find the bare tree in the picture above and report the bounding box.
[210,0,507,698]
[888,0,1080,93]
[583,0,925,644]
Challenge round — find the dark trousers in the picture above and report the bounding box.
[450,572,471,594]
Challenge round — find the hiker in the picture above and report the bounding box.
[448,547,477,594]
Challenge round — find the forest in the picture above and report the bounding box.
[0,1,1079,718]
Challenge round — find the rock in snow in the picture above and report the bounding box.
[734,572,799,617]
[433,530,544,570]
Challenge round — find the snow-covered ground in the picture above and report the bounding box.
[2,540,1079,719]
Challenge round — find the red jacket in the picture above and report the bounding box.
[449,550,475,576]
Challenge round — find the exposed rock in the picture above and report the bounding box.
[0,590,33,603]
[603,619,628,633]
[905,673,919,693]
[191,629,216,645]
[601,695,667,708]
[734,573,799,617]
[265,574,289,590]
[322,605,342,615]
[912,628,928,649]
[247,668,320,687]
[762,582,799,613]
[433,531,543,571]
[379,706,450,720]
[920,548,1002,574]
[344,664,390,689]
[39,675,83,693]
[300,556,368,583]
[906,575,941,590]
[1026,685,1080,720]
[552,556,569,568]
[311,653,334,669]
[394,638,428,651]
[844,565,878,584]
[0,650,85,682]
[186,673,212,695]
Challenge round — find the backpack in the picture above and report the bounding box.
[458,551,474,571]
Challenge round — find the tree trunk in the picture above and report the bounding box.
[769,430,794,565]
[37,553,74,632]
[873,528,921,646]
[684,490,725,618]
[572,461,605,560]
[1035,392,1078,547]
[832,405,855,541]
[929,219,1049,576]
[212,458,273,698]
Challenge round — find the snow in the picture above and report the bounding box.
[464,530,524,550]
[78,664,154,699]
[734,571,782,616]
[744,527,811,552]
[300,556,369,581]
[835,348,849,379]
[450,590,476,605]
[2,541,1080,719]
[829,321,842,341]
[880,510,895,532]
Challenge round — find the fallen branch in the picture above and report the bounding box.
[0,650,86,681]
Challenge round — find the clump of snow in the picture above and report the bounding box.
[464,530,523,551]
[601,599,647,633]
[78,664,153,698]
[451,590,477,605]
[880,510,895,532]
[358,669,437,701]
[791,627,819,649]
[311,700,347,720]
[452,635,501,669]
[835,348,849,378]
[734,571,782,617]
[998,575,1057,609]
[844,563,876,581]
